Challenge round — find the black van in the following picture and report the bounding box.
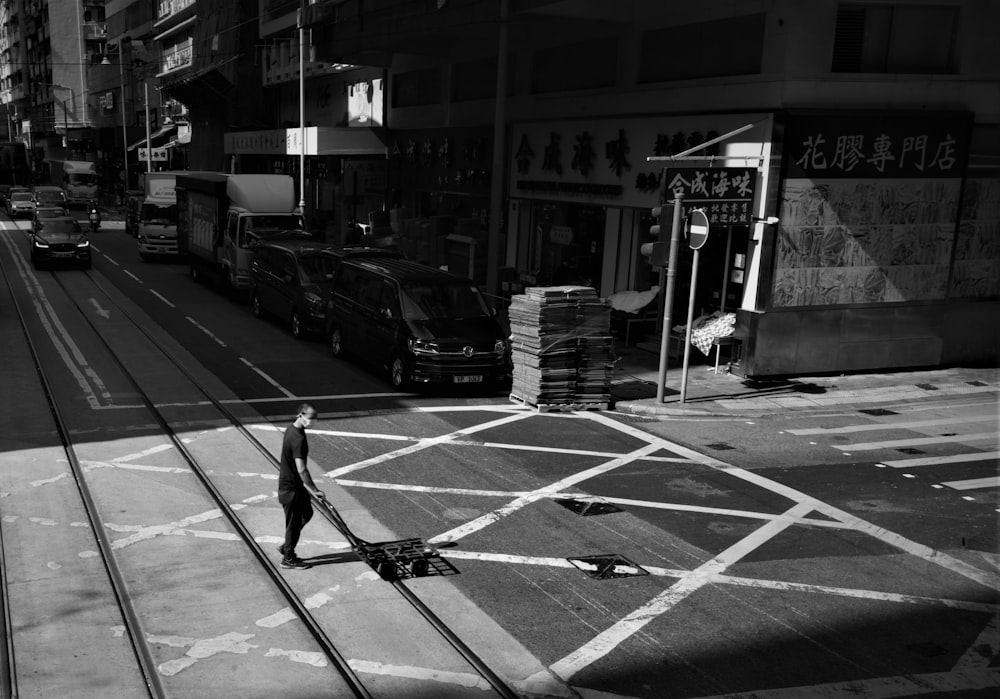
[250,242,400,338]
[324,258,510,390]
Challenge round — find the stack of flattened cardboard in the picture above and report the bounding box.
[509,286,614,408]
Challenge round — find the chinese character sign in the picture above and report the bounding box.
[785,112,971,179]
[663,167,757,225]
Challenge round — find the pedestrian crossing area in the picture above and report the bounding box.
[786,407,999,504]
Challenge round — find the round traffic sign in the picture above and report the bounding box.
[687,209,710,250]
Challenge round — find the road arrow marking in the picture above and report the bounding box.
[89,298,111,319]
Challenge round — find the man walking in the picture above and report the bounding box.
[278,403,325,569]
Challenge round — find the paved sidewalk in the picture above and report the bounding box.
[610,341,1000,418]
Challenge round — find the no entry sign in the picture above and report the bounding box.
[687,208,710,249]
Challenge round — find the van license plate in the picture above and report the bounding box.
[455,375,482,383]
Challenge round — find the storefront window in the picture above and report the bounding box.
[527,202,606,287]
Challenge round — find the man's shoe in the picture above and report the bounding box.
[281,556,310,570]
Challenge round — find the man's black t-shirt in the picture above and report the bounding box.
[279,424,308,492]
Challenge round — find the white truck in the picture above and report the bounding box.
[49,160,98,207]
[137,171,181,260]
[176,173,304,294]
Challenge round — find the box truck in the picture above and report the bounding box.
[137,171,181,260]
[48,160,98,207]
[176,173,304,294]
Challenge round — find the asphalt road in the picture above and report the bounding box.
[1,217,997,698]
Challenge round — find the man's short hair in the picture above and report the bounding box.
[297,403,317,418]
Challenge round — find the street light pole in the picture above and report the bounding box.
[297,0,306,217]
[118,41,129,195]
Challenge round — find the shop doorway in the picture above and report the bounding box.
[527,202,606,287]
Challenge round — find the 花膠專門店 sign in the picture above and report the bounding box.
[663,167,756,225]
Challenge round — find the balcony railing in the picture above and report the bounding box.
[161,42,193,73]
[158,0,196,22]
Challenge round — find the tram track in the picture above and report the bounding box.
[0,231,519,698]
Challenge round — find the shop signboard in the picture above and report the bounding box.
[664,167,756,225]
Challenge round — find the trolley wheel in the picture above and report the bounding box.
[376,561,398,582]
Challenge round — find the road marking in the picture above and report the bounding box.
[430,442,664,544]
[0,234,111,408]
[940,476,1000,491]
[124,269,142,283]
[187,316,228,347]
[788,415,997,435]
[543,502,816,683]
[838,432,997,451]
[150,289,175,308]
[880,451,1000,468]
[237,357,295,397]
[323,411,535,478]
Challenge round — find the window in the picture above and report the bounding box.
[392,67,442,108]
[639,14,765,83]
[531,37,617,93]
[831,3,958,73]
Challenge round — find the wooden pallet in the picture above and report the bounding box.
[509,393,609,413]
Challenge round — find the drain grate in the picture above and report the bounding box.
[860,408,898,416]
[555,499,623,516]
[916,383,939,391]
[705,442,736,451]
[897,447,926,454]
[966,380,988,387]
[568,554,649,580]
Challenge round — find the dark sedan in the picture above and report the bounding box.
[29,217,92,269]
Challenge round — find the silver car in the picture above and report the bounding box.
[7,191,35,218]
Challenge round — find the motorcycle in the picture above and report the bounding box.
[87,201,101,231]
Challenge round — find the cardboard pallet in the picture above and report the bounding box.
[509,393,609,413]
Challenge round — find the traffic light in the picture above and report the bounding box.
[641,203,670,267]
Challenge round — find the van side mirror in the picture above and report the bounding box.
[283,273,296,286]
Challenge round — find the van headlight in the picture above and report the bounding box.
[408,338,440,355]
[493,339,506,355]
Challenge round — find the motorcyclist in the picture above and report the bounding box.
[88,200,101,230]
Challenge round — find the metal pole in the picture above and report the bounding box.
[655,193,684,403]
[144,81,152,173]
[720,225,733,315]
[119,44,129,195]
[485,0,509,297]
[679,247,701,403]
[297,1,306,215]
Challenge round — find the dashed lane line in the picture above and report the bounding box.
[787,414,997,435]
[836,432,997,451]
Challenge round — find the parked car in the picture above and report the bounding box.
[29,216,91,269]
[32,186,69,214]
[249,240,341,339]
[7,190,35,218]
[324,257,509,390]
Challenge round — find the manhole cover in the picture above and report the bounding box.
[897,447,926,454]
[555,499,623,516]
[568,554,649,580]
[916,383,939,391]
[860,408,898,416]
[705,442,736,451]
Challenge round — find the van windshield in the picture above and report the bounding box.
[36,191,66,204]
[400,282,491,320]
[68,174,98,186]
[299,254,335,284]
[141,203,177,224]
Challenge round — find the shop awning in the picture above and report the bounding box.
[127,124,177,151]
[224,126,387,156]
[162,130,192,149]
